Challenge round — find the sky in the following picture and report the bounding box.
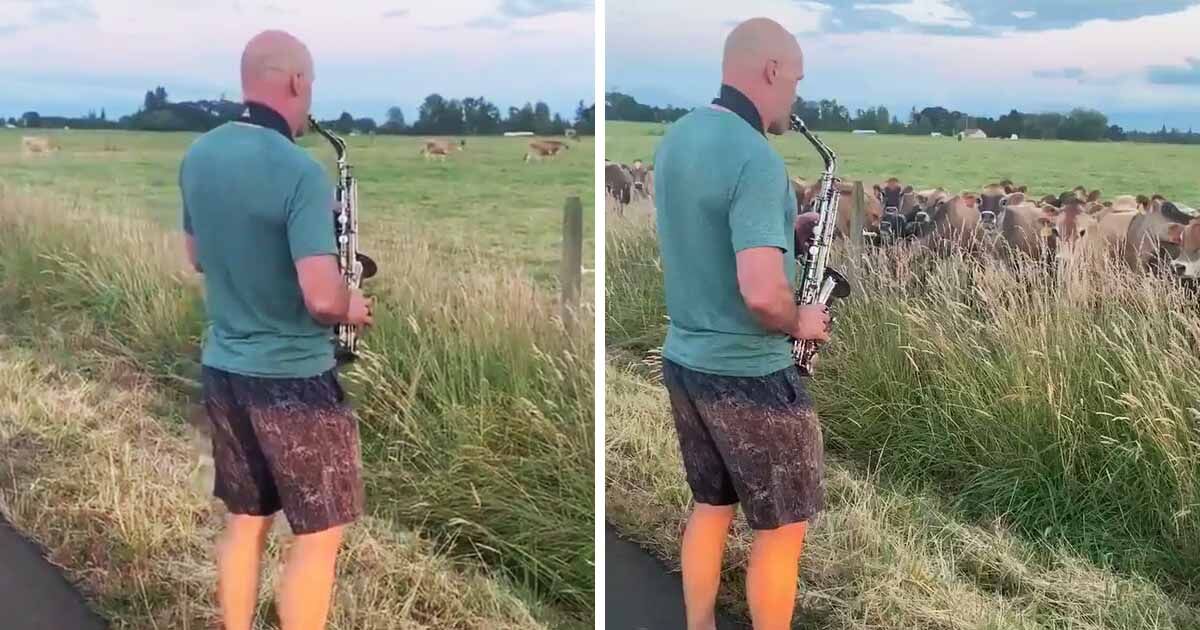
[0,0,594,122]
[606,0,1200,132]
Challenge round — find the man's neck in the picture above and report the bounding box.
[240,100,294,142]
[711,83,765,136]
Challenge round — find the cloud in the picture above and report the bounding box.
[1148,57,1200,86]
[0,0,96,36]
[498,0,591,19]
[813,0,1196,34]
[381,8,410,18]
[465,15,511,29]
[851,0,973,28]
[1033,67,1086,80]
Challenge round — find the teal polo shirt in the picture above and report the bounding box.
[653,100,798,377]
[180,104,338,378]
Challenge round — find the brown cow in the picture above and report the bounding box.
[1125,200,1200,278]
[524,140,565,162]
[420,138,459,161]
[793,178,883,243]
[874,177,917,243]
[21,135,56,156]
[605,161,633,215]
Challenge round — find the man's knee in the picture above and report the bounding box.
[690,502,737,527]
[753,519,808,544]
[292,523,347,552]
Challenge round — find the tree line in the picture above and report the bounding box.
[6,86,595,137]
[605,91,1200,145]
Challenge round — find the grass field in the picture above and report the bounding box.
[606,121,1200,628]
[0,127,595,627]
[1,128,595,288]
[606,120,1200,203]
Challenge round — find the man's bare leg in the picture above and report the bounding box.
[216,513,275,630]
[746,520,808,630]
[681,502,737,630]
[276,524,346,630]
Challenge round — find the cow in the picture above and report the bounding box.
[976,182,1028,228]
[420,139,459,161]
[605,161,633,215]
[21,136,56,156]
[1124,199,1200,278]
[524,140,566,163]
[629,159,652,200]
[793,178,883,244]
[908,190,988,255]
[874,177,918,244]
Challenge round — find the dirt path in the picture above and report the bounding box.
[0,514,108,629]
[605,523,748,630]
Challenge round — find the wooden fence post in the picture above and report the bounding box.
[561,195,583,327]
[849,181,866,282]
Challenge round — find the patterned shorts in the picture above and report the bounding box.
[662,358,825,530]
[201,366,365,535]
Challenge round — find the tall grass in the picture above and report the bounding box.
[607,363,1200,629]
[0,185,594,621]
[606,209,1200,596]
[0,345,549,629]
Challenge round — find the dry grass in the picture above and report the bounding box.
[0,340,548,629]
[0,183,593,624]
[606,364,1200,630]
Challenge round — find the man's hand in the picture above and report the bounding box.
[792,304,831,342]
[346,288,374,327]
[795,212,819,251]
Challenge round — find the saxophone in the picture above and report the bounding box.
[790,115,851,376]
[308,116,378,364]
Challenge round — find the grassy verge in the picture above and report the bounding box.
[607,362,1200,629]
[0,336,550,629]
[606,209,1200,616]
[0,184,594,624]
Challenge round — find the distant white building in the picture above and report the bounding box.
[1010,134,1019,140]
[851,129,878,135]
[963,128,988,139]
[504,131,535,137]
[930,132,943,137]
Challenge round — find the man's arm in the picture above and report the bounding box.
[184,234,202,273]
[296,255,350,325]
[289,162,350,325]
[736,247,800,335]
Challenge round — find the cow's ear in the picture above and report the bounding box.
[902,185,914,194]
[1087,202,1106,214]
[1167,223,1185,244]
[1087,189,1102,202]
[1006,192,1026,206]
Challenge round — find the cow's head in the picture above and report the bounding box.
[978,184,1023,227]
[1171,219,1200,279]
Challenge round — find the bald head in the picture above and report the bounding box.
[240,30,314,136]
[720,18,804,135]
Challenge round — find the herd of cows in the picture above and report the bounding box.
[605,158,1200,283]
[417,135,579,162]
[792,176,1200,280]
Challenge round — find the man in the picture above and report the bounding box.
[652,17,830,630]
[179,30,373,630]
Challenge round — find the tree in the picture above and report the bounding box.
[573,100,595,135]
[386,106,405,127]
[100,108,106,121]
[335,112,354,134]
[461,96,501,134]
[20,111,40,127]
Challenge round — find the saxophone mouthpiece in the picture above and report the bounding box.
[789,115,806,133]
